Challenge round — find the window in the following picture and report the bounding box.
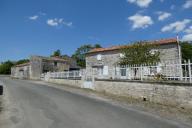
[120,68,126,76]
[97,67,103,76]
[54,62,58,66]
[150,67,157,75]
[103,66,108,75]
[97,54,102,61]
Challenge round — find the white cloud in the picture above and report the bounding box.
[182,25,192,41]
[183,0,192,9]
[160,0,164,2]
[47,19,58,26]
[182,34,192,41]
[184,26,192,34]
[128,14,153,29]
[161,19,191,33]
[29,15,39,20]
[127,0,152,8]
[47,18,72,27]
[157,11,171,21]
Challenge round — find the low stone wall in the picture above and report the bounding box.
[94,80,192,109]
[45,78,192,109]
[46,78,82,88]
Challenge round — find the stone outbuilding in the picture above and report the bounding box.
[11,56,79,80]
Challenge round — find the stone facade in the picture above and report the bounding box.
[11,56,78,80]
[86,38,182,79]
[11,63,30,79]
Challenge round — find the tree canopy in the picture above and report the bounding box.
[119,42,160,65]
[51,49,61,57]
[0,61,14,74]
[180,41,192,61]
[72,44,102,67]
[15,59,29,65]
[0,59,29,75]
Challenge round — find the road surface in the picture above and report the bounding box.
[0,77,191,128]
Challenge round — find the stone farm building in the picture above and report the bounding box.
[86,38,182,79]
[11,56,79,80]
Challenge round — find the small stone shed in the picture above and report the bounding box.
[11,56,79,80]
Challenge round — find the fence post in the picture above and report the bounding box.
[188,59,192,83]
[140,64,143,81]
[67,71,69,79]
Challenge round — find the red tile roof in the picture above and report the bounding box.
[34,56,70,62]
[88,38,178,54]
[15,62,30,67]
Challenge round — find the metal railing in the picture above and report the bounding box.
[43,70,82,79]
[43,60,192,83]
[112,60,192,83]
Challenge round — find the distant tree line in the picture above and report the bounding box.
[0,61,14,74]
[0,59,29,75]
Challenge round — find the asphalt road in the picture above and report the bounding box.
[0,77,191,128]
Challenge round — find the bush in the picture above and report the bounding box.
[0,61,14,74]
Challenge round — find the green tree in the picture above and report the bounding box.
[0,61,14,74]
[119,42,160,78]
[15,59,29,65]
[51,49,61,57]
[180,41,192,61]
[72,44,102,67]
[94,44,102,48]
[119,42,160,65]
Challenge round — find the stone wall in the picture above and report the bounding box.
[30,56,42,80]
[44,78,192,109]
[94,80,192,109]
[11,65,30,79]
[46,78,82,88]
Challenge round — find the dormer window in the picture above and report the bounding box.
[97,54,102,61]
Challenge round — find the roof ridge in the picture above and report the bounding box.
[88,37,177,54]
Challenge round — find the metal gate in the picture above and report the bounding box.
[82,68,95,90]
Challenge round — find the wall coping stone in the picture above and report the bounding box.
[95,79,192,87]
[50,78,82,80]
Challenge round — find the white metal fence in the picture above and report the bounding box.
[113,60,192,83]
[43,70,82,79]
[43,60,192,83]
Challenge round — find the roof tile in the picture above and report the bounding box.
[88,38,178,54]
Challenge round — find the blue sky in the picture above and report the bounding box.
[0,0,192,62]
